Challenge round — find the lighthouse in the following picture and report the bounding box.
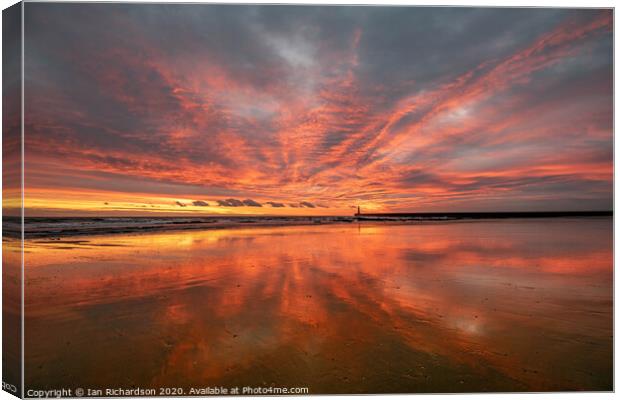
[355,206,361,216]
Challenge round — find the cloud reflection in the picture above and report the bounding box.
[25,219,612,391]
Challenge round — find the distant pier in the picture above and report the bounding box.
[353,209,611,220]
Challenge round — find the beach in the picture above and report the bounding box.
[22,217,612,393]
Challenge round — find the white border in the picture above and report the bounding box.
[0,2,616,400]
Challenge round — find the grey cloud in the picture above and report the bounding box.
[300,201,316,208]
[175,201,187,207]
[266,201,286,207]
[242,199,262,207]
[217,198,244,207]
[216,198,262,207]
[192,200,209,206]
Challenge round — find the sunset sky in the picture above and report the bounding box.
[20,4,612,216]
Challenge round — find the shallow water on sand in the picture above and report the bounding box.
[23,218,612,393]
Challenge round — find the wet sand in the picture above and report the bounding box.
[3,235,22,394]
[23,218,612,393]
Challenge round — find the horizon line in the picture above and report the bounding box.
[7,210,614,219]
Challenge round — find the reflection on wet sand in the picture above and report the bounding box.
[25,218,612,393]
[3,237,22,393]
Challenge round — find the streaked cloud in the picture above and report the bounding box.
[21,5,612,216]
